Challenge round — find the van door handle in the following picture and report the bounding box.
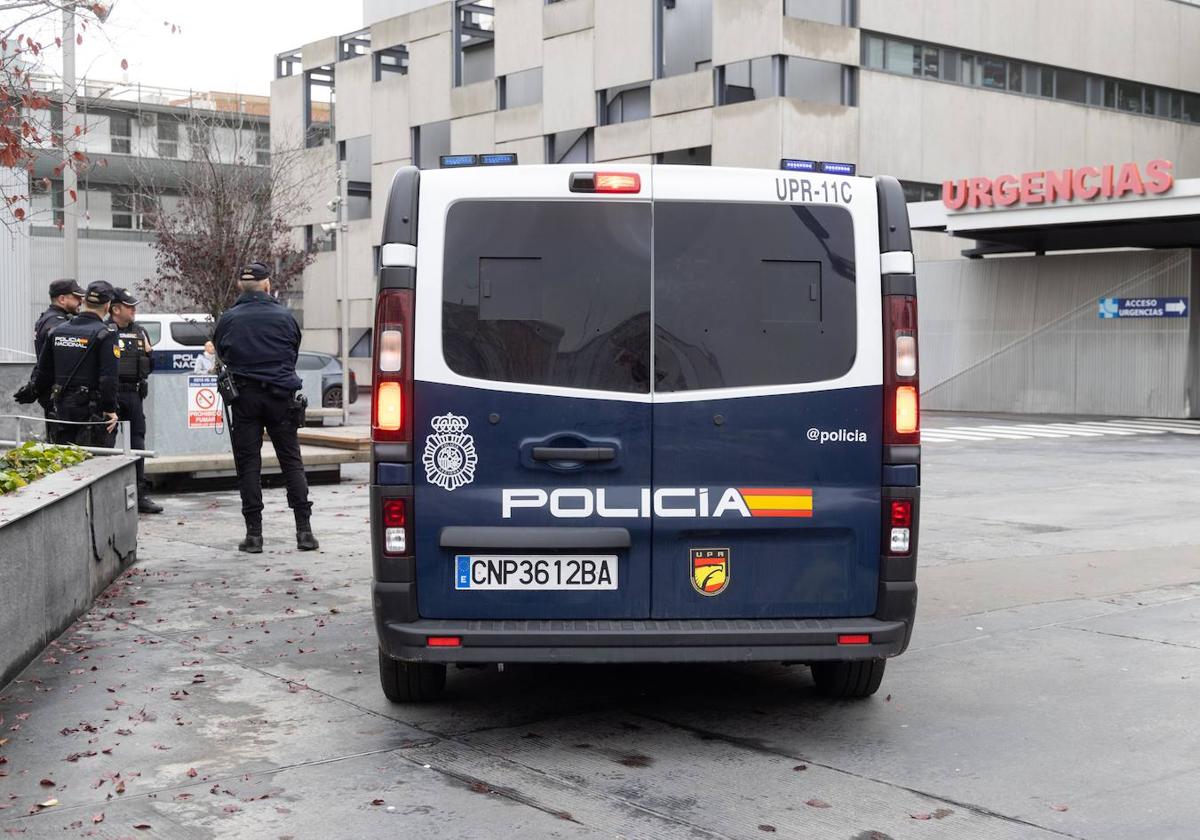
[531,446,616,463]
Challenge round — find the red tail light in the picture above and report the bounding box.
[838,634,871,645]
[890,500,912,528]
[427,636,461,648]
[372,289,414,443]
[884,295,919,445]
[595,172,641,193]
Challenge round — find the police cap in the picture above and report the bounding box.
[112,287,140,307]
[49,278,85,299]
[240,262,271,281]
[84,280,116,305]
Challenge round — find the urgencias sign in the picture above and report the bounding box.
[943,160,1174,210]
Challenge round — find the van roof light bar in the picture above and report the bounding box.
[780,159,857,176]
[439,153,518,169]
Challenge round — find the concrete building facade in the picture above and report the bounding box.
[272,0,1200,402]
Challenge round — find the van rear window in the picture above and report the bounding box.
[653,202,857,391]
[169,321,213,347]
[442,200,651,393]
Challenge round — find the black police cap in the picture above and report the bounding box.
[49,279,85,299]
[240,262,271,281]
[84,280,116,305]
[112,287,140,307]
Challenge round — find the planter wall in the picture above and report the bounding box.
[0,455,138,689]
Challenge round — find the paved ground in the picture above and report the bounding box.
[3,414,1200,839]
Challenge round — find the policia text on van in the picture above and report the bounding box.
[370,161,920,703]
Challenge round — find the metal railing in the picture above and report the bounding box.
[0,414,156,458]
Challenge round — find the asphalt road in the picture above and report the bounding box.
[2,415,1200,839]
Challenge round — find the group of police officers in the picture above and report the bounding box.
[25,263,318,552]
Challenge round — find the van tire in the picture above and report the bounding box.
[378,649,446,703]
[811,659,886,699]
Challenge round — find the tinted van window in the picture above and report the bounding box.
[169,321,213,347]
[442,200,651,393]
[654,202,856,391]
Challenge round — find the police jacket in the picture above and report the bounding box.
[213,292,302,392]
[34,312,120,413]
[110,320,153,385]
[33,304,73,359]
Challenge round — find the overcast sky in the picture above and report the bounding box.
[28,0,364,96]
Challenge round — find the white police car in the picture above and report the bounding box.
[371,157,920,702]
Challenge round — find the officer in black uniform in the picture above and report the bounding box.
[31,279,85,421]
[33,281,120,447]
[214,262,318,554]
[109,288,163,514]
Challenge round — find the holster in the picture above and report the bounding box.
[216,370,240,404]
[288,391,308,429]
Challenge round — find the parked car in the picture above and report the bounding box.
[297,351,358,407]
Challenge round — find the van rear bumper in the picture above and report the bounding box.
[377,615,908,664]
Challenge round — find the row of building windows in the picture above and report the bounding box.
[863,33,1200,125]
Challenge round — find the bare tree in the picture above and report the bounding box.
[134,113,317,320]
[0,1,114,224]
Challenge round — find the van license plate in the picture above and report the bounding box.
[454,555,618,590]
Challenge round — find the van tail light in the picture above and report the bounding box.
[888,499,913,555]
[382,497,410,555]
[372,289,414,443]
[884,295,919,445]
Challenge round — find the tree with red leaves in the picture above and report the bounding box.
[0,2,114,224]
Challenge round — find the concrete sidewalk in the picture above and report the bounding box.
[3,429,1200,838]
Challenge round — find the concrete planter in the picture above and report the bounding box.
[0,455,138,689]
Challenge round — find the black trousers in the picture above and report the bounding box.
[52,392,116,448]
[229,386,312,529]
[116,388,148,488]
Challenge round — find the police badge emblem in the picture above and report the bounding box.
[423,413,478,491]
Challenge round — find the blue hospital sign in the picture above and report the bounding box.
[1099,297,1188,319]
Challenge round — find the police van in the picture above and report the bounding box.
[371,158,920,703]
[135,313,214,372]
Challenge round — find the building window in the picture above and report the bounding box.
[276,49,302,79]
[305,66,335,148]
[413,120,451,169]
[186,121,212,158]
[339,137,372,220]
[109,113,131,154]
[549,128,593,163]
[255,125,270,166]
[305,224,337,253]
[717,57,779,105]
[498,67,542,110]
[340,29,370,61]
[657,0,713,79]
[784,56,855,105]
[600,83,651,125]
[656,146,712,165]
[784,0,855,26]
[454,0,495,87]
[374,44,409,80]
[899,180,940,203]
[32,178,64,227]
[861,32,1200,126]
[156,117,178,158]
[112,188,134,229]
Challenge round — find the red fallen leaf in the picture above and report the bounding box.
[805,799,831,809]
[130,600,147,606]
[222,804,240,814]
[115,779,126,794]
[758,826,777,833]
[133,823,151,830]
[92,812,104,824]
[1050,804,1069,812]
[911,813,932,820]
[370,799,384,806]
[116,729,132,736]
[38,779,55,787]
[120,58,128,70]
[12,207,24,221]
[792,765,807,771]
[186,768,197,778]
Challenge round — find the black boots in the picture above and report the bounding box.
[138,495,163,514]
[296,514,319,552]
[239,523,264,554]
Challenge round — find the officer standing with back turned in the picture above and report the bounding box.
[109,287,163,514]
[33,281,120,446]
[214,262,319,554]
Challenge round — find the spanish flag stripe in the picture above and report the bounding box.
[742,495,814,511]
[750,509,814,518]
[739,488,813,496]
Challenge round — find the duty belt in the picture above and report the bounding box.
[118,381,142,392]
[55,384,95,398]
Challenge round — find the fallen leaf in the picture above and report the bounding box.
[805,799,831,809]
[92,812,104,824]
[370,799,384,806]
[758,826,777,833]
[133,823,151,830]
[38,779,55,787]
[38,799,58,809]
[792,764,807,771]
[186,768,198,778]
[911,813,932,820]
[1050,804,1069,812]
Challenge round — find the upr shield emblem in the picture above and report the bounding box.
[423,413,478,491]
[690,548,730,596]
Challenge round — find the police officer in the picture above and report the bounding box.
[34,281,120,447]
[109,288,163,514]
[30,279,85,420]
[214,262,318,553]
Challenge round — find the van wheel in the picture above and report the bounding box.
[378,649,446,703]
[811,659,886,699]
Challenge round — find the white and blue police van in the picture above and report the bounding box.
[371,156,920,702]
[135,313,214,373]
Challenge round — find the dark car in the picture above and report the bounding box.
[297,351,358,407]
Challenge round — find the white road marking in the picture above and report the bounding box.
[922,418,1200,445]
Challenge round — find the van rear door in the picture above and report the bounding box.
[413,166,654,620]
[649,166,882,619]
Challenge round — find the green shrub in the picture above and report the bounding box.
[0,442,92,495]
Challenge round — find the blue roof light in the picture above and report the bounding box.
[820,161,857,176]
[480,153,518,166]
[439,154,479,168]
[781,158,818,172]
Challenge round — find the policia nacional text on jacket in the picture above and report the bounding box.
[33,281,121,447]
[213,262,319,554]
